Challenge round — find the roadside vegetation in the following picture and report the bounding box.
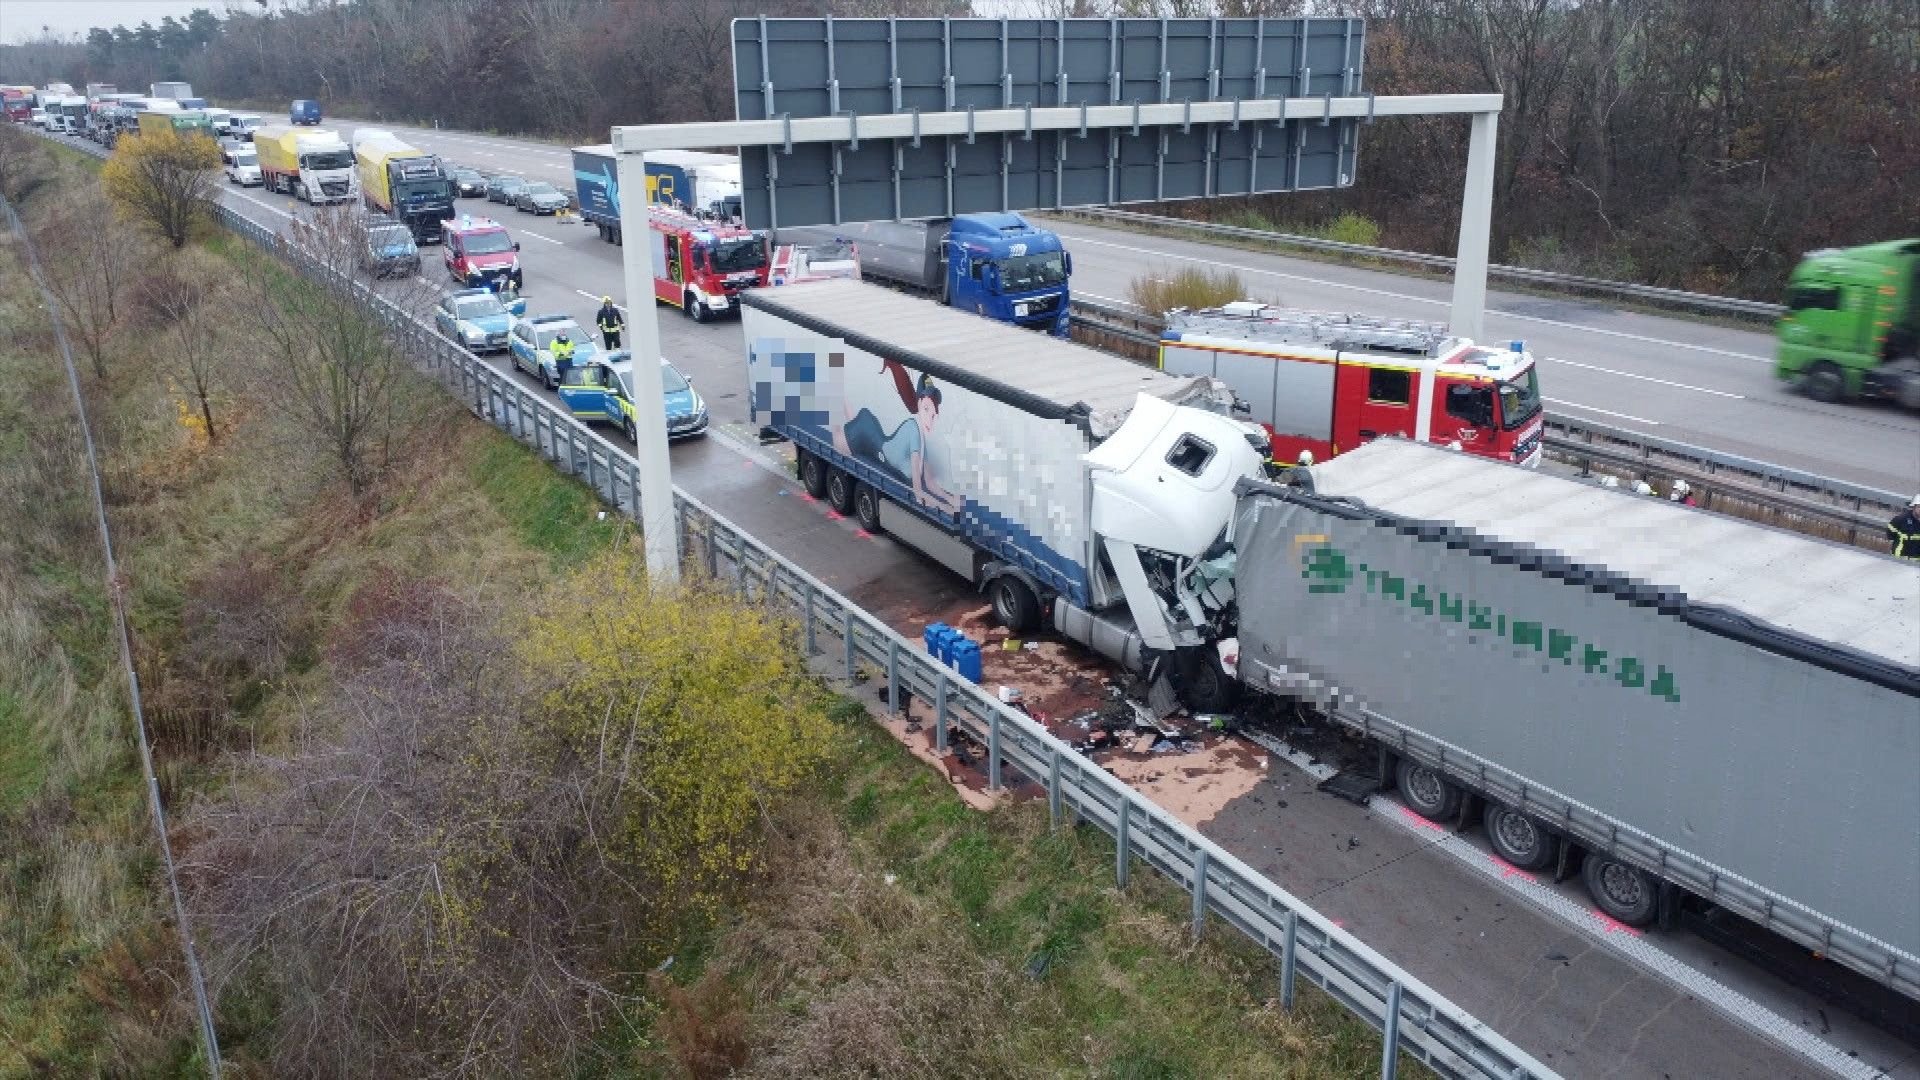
[0,123,1401,1076]
[1128,266,1268,315]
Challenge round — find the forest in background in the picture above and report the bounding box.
[3,0,1916,298]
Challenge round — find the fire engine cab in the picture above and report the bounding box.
[650,206,769,322]
[1160,303,1545,467]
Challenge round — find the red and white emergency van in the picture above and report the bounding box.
[1160,303,1545,467]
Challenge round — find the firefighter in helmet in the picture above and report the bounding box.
[596,296,624,351]
[1889,494,1920,560]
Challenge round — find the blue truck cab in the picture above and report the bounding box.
[290,99,322,126]
[943,213,1072,336]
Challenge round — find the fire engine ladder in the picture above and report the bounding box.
[1168,306,1455,356]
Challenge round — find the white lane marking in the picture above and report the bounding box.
[516,229,564,245]
[573,289,629,314]
[1550,358,1744,398]
[229,190,294,220]
[1064,234,1772,363]
[1544,398,1663,426]
[1243,731,1888,1080]
[1077,291,1143,309]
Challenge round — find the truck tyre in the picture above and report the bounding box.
[1177,645,1238,713]
[1582,853,1659,927]
[799,451,830,499]
[1485,804,1558,872]
[686,292,710,323]
[825,468,857,514]
[988,575,1041,634]
[853,483,884,533]
[1395,758,1462,822]
[1803,361,1849,403]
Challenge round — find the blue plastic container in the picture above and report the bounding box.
[951,639,983,684]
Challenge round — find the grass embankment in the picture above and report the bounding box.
[0,201,192,1072]
[0,135,1404,1076]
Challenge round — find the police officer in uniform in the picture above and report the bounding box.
[551,332,577,387]
[596,296,624,351]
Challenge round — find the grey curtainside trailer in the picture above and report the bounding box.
[1228,439,1920,1000]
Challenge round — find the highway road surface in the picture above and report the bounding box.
[186,118,1919,1079]
[329,118,1914,495]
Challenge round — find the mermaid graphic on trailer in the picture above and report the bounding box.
[831,356,965,514]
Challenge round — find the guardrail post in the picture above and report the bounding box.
[1381,981,1403,1080]
[842,609,856,682]
[987,711,1002,791]
[1192,848,1209,939]
[885,640,900,714]
[1047,751,1061,828]
[802,582,817,655]
[934,673,949,753]
[1280,910,1298,1009]
[1115,800,1131,888]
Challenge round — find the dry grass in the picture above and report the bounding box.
[1128,264,1270,315]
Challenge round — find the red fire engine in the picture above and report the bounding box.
[648,206,772,322]
[1161,303,1545,467]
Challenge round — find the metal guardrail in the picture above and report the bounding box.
[135,152,1561,1076]
[1066,295,1904,551]
[1047,206,1786,320]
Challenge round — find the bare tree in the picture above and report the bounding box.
[243,206,437,495]
[32,189,146,379]
[0,123,52,205]
[136,253,231,444]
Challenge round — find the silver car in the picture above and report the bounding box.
[512,181,569,215]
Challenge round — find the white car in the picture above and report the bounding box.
[224,147,262,186]
[29,108,48,127]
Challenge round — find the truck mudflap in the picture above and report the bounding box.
[1227,478,1920,998]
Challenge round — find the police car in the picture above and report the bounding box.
[433,288,521,354]
[508,313,596,390]
[558,353,708,443]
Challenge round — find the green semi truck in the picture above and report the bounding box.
[1774,239,1920,406]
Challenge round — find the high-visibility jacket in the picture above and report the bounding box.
[596,306,623,335]
[1889,509,1920,560]
[551,339,577,366]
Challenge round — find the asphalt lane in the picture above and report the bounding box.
[205,127,1916,1078]
[329,117,1916,493]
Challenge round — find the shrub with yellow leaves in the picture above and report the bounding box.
[520,549,837,919]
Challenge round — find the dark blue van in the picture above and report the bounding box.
[291,99,322,126]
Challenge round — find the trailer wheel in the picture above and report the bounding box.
[798,451,830,498]
[989,576,1041,634]
[1803,361,1849,403]
[1582,853,1659,927]
[825,468,857,514]
[1395,758,1462,822]
[1485,805,1558,872]
[1177,646,1238,713]
[853,483,884,533]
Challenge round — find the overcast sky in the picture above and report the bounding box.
[0,0,269,45]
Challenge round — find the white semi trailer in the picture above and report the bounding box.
[742,280,1920,1004]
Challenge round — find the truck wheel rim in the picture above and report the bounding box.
[993,582,1018,622]
[1599,862,1646,907]
[1406,766,1444,810]
[1493,811,1539,859]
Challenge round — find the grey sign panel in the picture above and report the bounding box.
[1231,492,1920,966]
[733,17,1365,228]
